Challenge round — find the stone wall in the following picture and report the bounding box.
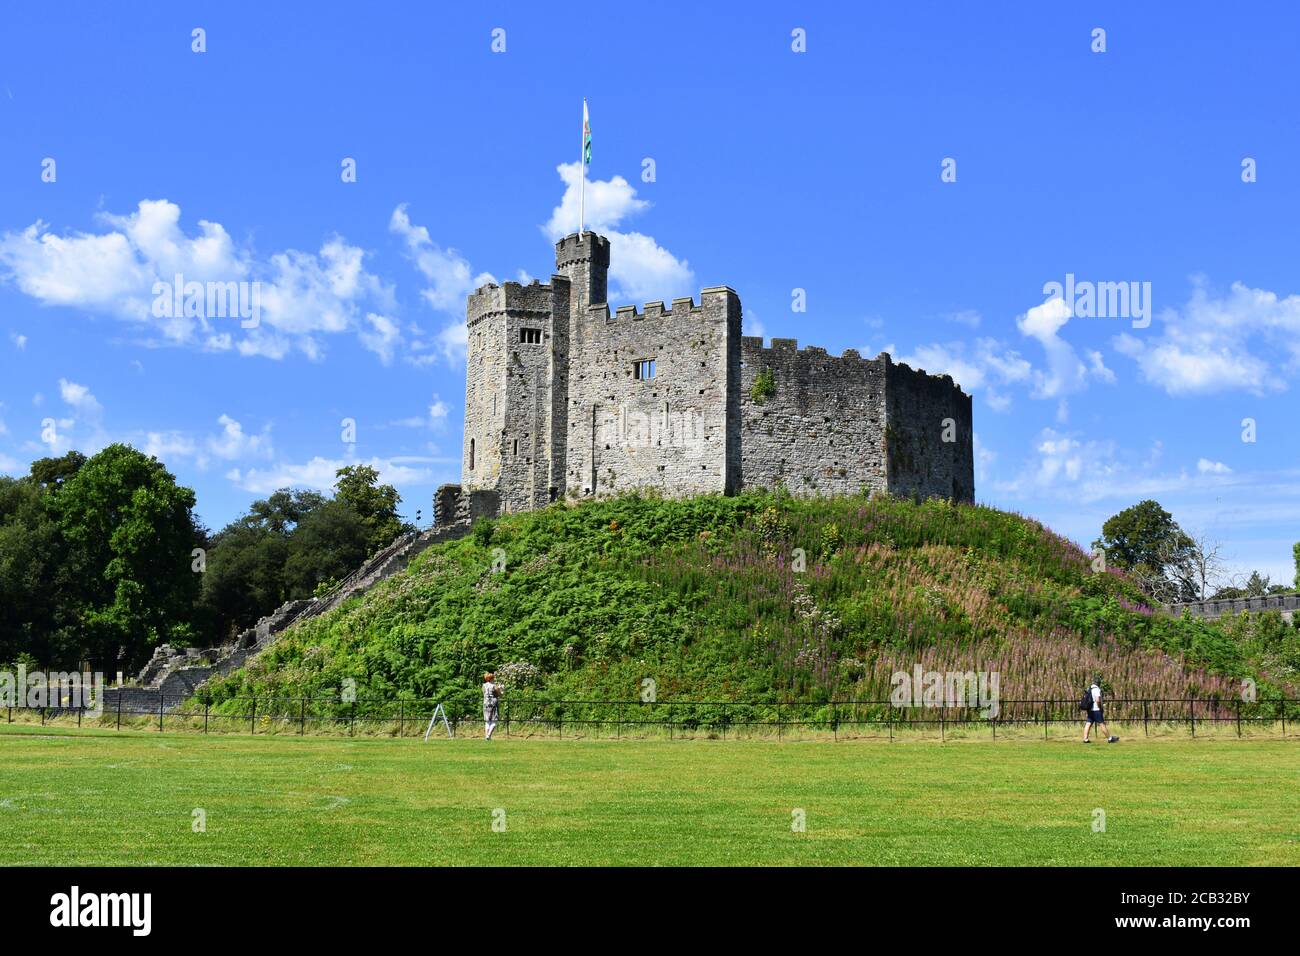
[564,288,740,497]
[1165,593,1299,623]
[739,337,889,496]
[883,357,975,503]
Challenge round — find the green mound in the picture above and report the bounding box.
[205,492,1297,711]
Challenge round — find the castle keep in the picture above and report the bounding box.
[435,232,974,523]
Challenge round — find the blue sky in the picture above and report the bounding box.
[1,1,1297,586]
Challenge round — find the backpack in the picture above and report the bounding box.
[1079,687,1093,712]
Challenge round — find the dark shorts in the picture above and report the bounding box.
[1087,708,1105,723]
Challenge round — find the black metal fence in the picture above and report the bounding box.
[4,693,1299,740]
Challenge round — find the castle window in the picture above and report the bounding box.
[513,439,519,456]
[469,439,475,470]
[634,359,656,380]
[520,328,542,344]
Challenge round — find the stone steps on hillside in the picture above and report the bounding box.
[100,522,471,714]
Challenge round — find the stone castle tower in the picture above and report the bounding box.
[434,232,974,525]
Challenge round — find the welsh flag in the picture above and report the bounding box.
[582,99,591,165]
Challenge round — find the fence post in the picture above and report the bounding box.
[117,691,122,731]
[398,699,404,738]
[1236,698,1242,738]
[158,693,164,733]
[301,697,307,736]
[204,696,209,735]
[888,699,893,743]
[1282,698,1287,738]
[350,699,356,737]
[940,706,945,743]
[251,696,256,735]
[1143,699,1149,737]
[777,702,782,741]
[1043,700,1048,740]
[1189,698,1195,738]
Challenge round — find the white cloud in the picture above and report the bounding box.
[0,452,19,475]
[1015,297,1113,400]
[207,414,272,461]
[389,204,494,312]
[995,427,1247,506]
[945,309,982,329]
[894,338,1032,410]
[24,379,107,456]
[390,396,450,430]
[58,379,101,416]
[227,455,433,495]
[1112,278,1300,396]
[10,333,26,350]
[1197,458,1232,475]
[143,432,197,462]
[358,312,402,365]
[390,205,494,365]
[0,200,393,361]
[543,162,694,304]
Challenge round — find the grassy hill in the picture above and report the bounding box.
[204,492,1298,712]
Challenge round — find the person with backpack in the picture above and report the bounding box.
[483,671,502,740]
[1080,676,1118,743]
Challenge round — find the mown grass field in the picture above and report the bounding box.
[0,727,1296,866]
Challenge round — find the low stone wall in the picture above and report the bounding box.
[1165,593,1298,623]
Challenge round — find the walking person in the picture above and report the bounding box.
[482,671,502,740]
[1082,675,1119,743]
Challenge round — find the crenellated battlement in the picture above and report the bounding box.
[555,231,611,268]
[467,280,557,325]
[585,286,739,324]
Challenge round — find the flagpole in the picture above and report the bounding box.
[579,97,587,236]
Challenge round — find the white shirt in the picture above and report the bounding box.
[1090,684,1102,711]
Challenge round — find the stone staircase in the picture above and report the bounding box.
[100,522,471,714]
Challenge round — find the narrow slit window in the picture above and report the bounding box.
[634,359,656,380]
[469,438,475,470]
[520,328,542,344]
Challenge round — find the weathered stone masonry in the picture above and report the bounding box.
[437,231,974,519]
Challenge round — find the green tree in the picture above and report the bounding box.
[199,489,327,640]
[0,475,77,665]
[1094,500,1197,603]
[28,451,87,491]
[282,499,370,596]
[53,444,203,670]
[333,465,409,554]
